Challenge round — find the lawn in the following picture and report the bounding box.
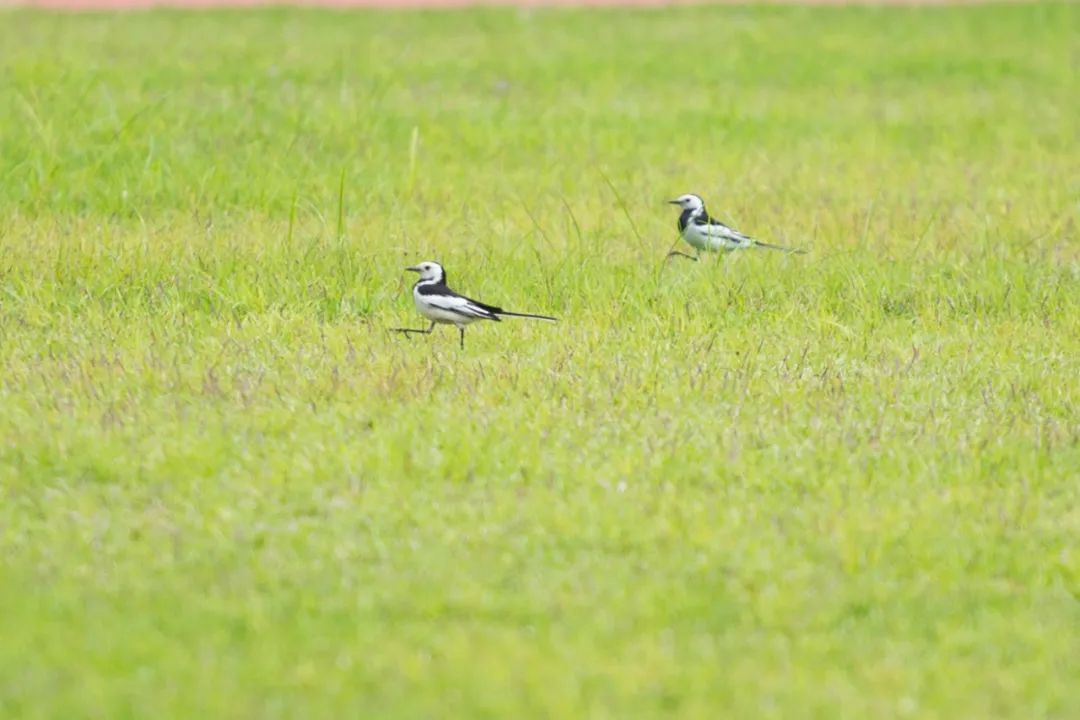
[1,2,1078,717]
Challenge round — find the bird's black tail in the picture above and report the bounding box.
[497,311,558,322]
[753,240,807,254]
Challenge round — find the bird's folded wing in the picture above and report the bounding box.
[698,219,752,242]
[423,294,497,319]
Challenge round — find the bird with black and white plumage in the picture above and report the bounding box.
[392,261,557,349]
[667,193,805,260]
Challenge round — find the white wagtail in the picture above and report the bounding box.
[392,261,557,349]
[668,193,805,260]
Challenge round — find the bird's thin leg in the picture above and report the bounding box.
[391,321,435,339]
[459,327,465,350]
[666,250,699,261]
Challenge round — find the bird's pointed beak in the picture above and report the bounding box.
[405,265,421,273]
[668,199,682,205]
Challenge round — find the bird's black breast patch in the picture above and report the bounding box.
[678,209,694,232]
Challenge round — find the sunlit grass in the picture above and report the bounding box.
[1,3,1078,718]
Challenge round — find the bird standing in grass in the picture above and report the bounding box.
[667,193,805,260]
[392,261,557,349]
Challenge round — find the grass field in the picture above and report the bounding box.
[1,3,1079,717]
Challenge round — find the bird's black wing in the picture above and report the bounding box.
[421,284,555,322]
[695,212,735,230]
[416,282,502,320]
[460,295,504,315]
[695,212,755,242]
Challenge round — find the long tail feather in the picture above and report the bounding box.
[497,311,558,322]
[753,240,807,254]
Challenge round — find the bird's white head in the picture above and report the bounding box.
[668,193,705,212]
[405,261,445,283]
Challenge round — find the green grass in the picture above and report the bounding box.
[1,2,1079,717]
